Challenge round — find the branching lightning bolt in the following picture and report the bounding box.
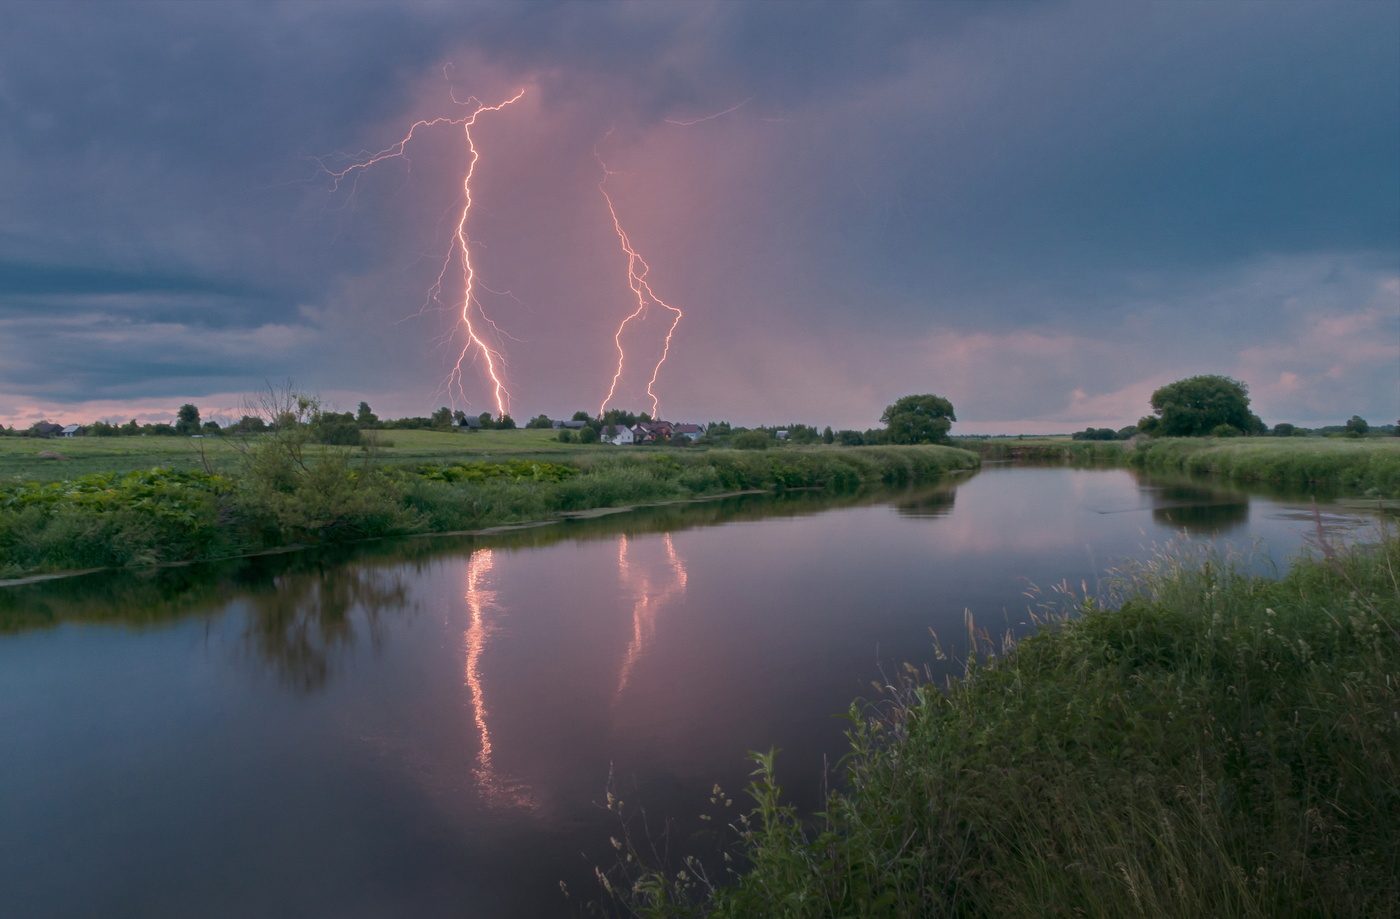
[319,90,525,418]
[597,151,683,419]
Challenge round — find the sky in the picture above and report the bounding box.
[0,0,1396,434]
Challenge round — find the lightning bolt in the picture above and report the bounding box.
[597,150,683,419]
[320,89,525,418]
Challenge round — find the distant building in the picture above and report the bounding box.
[671,423,706,442]
[454,415,482,431]
[601,424,634,446]
[631,421,674,443]
[60,424,85,438]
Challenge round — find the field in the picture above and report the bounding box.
[0,428,596,483]
[0,437,980,579]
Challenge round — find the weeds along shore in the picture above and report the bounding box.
[1126,438,1400,498]
[603,527,1400,918]
[968,437,1400,498]
[0,444,978,579]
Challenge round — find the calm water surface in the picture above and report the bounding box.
[0,466,1383,918]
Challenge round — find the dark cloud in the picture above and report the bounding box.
[0,0,1394,427]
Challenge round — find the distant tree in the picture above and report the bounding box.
[836,429,865,446]
[121,418,141,436]
[175,403,201,436]
[497,413,517,430]
[1344,415,1370,437]
[430,407,454,429]
[88,420,117,437]
[638,412,653,423]
[603,408,638,428]
[201,420,221,435]
[526,414,553,429]
[557,429,574,443]
[571,410,592,422]
[1148,375,1253,437]
[1272,422,1296,438]
[576,423,599,444]
[881,394,956,445]
[476,412,494,430]
[310,410,360,446]
[356,402,379,428]
[1136,415,1160,436]
[822,426,835,445]
[731,430,773,450]
[231,414,267,434]
[1116,425,1138,439]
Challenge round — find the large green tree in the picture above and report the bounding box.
[1148,375,1254,437]
[880,394,956,445]
[175,403,201,436]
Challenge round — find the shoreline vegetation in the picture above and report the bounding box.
[966,437,1400,498]
[0,440,979,580]
[605,526,1400,918]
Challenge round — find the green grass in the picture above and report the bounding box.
[1129,437,1400,498]
[0,442,979,579]
[604,528,1400,918]
[0,428,595,482]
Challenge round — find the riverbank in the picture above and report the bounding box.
[0,445,978,579]
[612,526,1400,918]
[964,436,1400,499]
[1128,437,1400,498]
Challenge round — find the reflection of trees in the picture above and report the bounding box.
[1144,482,1250,535]
[893,481,961,519]
[242,565,410,693]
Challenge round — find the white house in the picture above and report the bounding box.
[60,424,84,438]
[601,424,634,445]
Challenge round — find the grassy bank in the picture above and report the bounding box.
[0,444,978,579]
[965,437,1128,463]
[609,529,1400,918]
[1129,438,1400,498]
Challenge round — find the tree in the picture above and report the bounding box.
[880,394,956,445]
[1344,415,1369,437]
[497,413,517,430]
[1148,375,1253,437]
[526,414,553,429]
[822,426,834,444]
[175,403,201,436]
[1272,422,1296,438]
[576,424,599,444]
[571,411,592,422]
[356,402,379,428]
[430,407,454,429]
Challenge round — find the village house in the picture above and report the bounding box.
[600,424,634,446]
[670,423,706,442]
[60,424,85,438]
[630,420,674,444]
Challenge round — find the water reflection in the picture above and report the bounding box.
[1141,480,1250,535]
[462,550,537,809]
[893,479,958,518]
[616,533,688,697]
[244,567,410,692]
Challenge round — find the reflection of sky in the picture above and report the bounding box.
[0,468,1388,917]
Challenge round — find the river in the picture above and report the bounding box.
[0,464,1384,918]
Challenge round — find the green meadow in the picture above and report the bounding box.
[0,436,979,579]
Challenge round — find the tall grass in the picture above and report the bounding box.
[1130,438,1400,497]
[604,527,1400,918]
[0,445,978,578]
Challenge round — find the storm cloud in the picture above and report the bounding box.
[1,0,1395,430]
